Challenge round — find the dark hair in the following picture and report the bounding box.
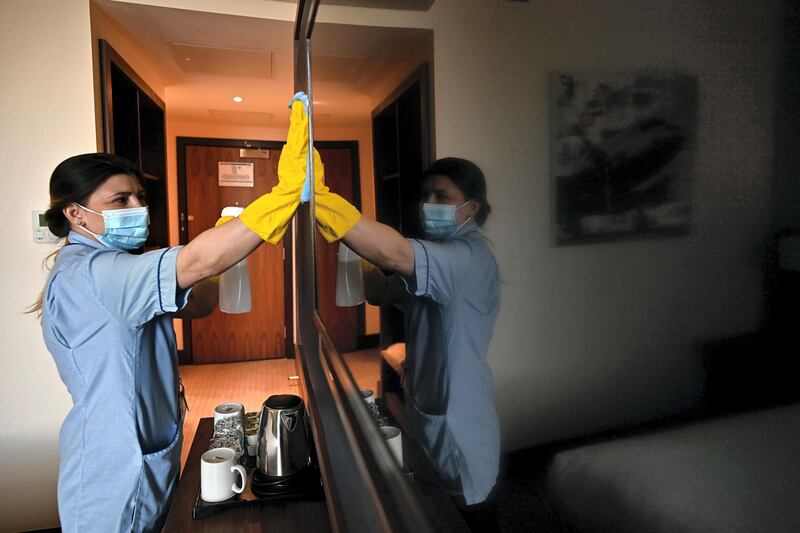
[45,152,143,238]
[27,153,142,316]
[422,157,492,226]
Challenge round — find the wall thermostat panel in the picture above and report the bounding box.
[32,210,60,244]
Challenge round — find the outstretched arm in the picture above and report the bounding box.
[176,219,263,289]
[342,217,415,277]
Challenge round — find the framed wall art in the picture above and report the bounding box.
[551,71,697,245]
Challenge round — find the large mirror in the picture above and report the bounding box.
[299,4,800,532]
[311,3,505,516]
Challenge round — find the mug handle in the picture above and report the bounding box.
[231,464,247,494]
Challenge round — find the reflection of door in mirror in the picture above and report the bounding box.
[183,142,285,364]
[315,143,362,353]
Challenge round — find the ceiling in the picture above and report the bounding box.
[95,0,431,127]
[278,0,435,10]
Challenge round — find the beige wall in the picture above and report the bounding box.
[0,1,97,529]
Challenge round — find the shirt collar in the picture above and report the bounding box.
[453,220,479,238]
[67,230,105,249]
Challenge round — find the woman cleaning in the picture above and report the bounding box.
[33,99,311,532]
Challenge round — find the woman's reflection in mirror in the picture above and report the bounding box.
[336,158,501,528]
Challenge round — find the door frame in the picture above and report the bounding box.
[176,136,362,364]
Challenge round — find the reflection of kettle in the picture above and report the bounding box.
[256,395,311,477]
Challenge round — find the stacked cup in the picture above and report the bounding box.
[210,403,245,461]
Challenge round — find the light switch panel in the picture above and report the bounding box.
[32,210,60,243]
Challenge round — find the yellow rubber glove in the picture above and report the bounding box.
[312,149,362,242]
[239,100,309,244]
[214,215,235,228]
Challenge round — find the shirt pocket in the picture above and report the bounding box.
[409,356,449,416]
[131,415,183,532]
[406,400,464,496]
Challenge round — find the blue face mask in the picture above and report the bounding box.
[421,201,472,240]
[76,204,150,250]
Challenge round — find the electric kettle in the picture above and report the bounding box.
[256,394,311,477]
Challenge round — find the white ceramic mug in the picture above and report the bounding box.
[201,448,247,502]
[380,426,403,467]
[360,389,376,407]
[214,402,245,424]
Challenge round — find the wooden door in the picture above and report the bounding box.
[316,147,360,353]
[185,145,285,364]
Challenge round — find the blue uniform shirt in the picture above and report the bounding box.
[401,222,501,505]
[42,231,192,532]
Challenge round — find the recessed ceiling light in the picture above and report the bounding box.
[184,57,191,61]
[233,96,243,103]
